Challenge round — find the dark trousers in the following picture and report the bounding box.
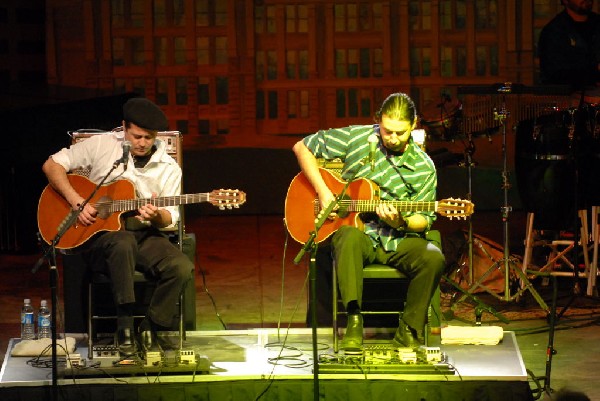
[86,229,194,329]
[331,225,445,331]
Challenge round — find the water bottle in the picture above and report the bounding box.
[37,299,51,339]
[20,299,35,340]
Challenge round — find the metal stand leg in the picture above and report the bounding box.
[454,83,550,316]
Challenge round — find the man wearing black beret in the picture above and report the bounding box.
[42,97,193,356]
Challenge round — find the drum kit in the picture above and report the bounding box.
[422,82,600,311]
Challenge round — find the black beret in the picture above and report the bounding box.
[123,98,168,131]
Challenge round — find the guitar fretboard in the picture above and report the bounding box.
[96,193,214,213]
[316,199,437,213]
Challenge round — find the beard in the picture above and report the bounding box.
[565,0,593,16]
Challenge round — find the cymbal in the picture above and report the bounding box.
[457,83,573,96]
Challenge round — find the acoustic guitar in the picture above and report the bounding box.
[37,174,246,250]
[284,168,474,244]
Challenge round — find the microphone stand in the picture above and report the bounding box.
[32,156,125,400]
[293,157,368,401]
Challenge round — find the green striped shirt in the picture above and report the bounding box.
[303,124,438,251]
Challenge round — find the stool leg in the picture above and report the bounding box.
[521,213,535,288]
[87,282,93,360]
[332,262,339,353]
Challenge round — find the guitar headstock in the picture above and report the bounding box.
[437,198,474,220]
[209,189,247,210]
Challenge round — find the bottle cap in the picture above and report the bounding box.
[24,299,31,304]
[41,300,47,307]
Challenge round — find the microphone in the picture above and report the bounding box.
[368,134,378,171]
[120,140,131,170]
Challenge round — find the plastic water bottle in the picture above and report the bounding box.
[20,299,35,340]
[37,299,51,339]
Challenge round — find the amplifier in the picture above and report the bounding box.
[69,129,182,167]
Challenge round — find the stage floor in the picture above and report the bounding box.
[0,328,527,385]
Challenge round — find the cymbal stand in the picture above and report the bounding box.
[458,133,476,286]
[455,83,551,316]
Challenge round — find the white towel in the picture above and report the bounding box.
[10,337,77,357]
[441,326,504,345]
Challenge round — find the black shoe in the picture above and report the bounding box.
[116,328,138,355]
[392,319,423,349]
[341,314,364,351]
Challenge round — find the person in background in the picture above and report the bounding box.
[292,93,445,351]
[42,97,193,355]
[538,0,600,88]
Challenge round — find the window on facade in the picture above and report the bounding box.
[131,37,145,65]
[196,0,225,27]
[335,50,347,78]
[334,4,357,32]
[215,1,226,26]
[456,47,467,76]
[358,3,371,31]
[256,91,265,119]
[216,119,229,134]
[440,1,451,30]
[410,47,431,76]
[155,38,167,66]
[373,49,383,77]
[299,50,308,79]
[287,91,309,119]
[286,51,296,79]
[111,0,144,28]
[476,46,487,76]
[288,91,297,118]
[359,48,371,78]
[215,37,227,64]
[256,51,265,81]
[456,0,466,29]
[254,5,264,33]
[300,90,309,118]
[111,0,124,27]
[441,46,453,77]
[360,89,371,118]
[176,77,187,105]
[133,78,145,96]
[475,0,497,29]
[196,0,209,26]
[490,45,499,76]
[114,78,126,93]
[197,77,209,104]
[409,0,431,31]
[156,78,169,105]
[216,76,228,104]
[131,0,144,27]
[198,119,210,135]
[336,89,346,118]
[285,5,308,33]
[266,6,276,33]
[348,89,358,117]
[267,50,277,80]
[176,120,188,134]
[348,49,358,78]
[154,0,167,27]
[174,37,186,65]
[112,38,125,66]
[197,37,209,65]
[268,91,278,119]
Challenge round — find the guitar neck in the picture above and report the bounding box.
[105,193,211,212]
[338,199,437,213]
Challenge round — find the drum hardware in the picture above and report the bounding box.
[454,83,551,317]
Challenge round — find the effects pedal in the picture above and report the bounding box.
[179,349,196,365]
[66,353,83,369]
[145,351,162,367]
